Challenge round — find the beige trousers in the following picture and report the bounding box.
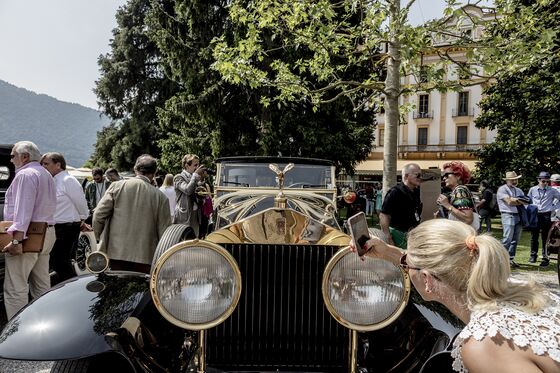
[4,226,56,319]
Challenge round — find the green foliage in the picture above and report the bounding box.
[148,0,375,174]
[475,0,560,190]
[475,60,560,190]
[92,0,180,171]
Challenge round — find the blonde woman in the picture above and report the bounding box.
[352,219,560,373]
[159,174,175,217]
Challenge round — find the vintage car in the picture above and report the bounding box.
[0,144,16,316]
[0,156,462,372]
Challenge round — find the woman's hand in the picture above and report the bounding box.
[437,194,451,210]
[348,236,389,259]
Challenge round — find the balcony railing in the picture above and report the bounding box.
[413,110,434,119]
[452,107,475,117]
[398,144,484,153]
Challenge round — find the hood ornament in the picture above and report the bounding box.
[269,163,294,208]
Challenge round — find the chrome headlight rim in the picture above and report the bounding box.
[150,239,242,331]
[85,251,109,274]
[322,247,411,332]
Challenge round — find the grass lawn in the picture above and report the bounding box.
[339,208,558,276]
[486,217,558,275]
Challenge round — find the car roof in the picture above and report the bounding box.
[215,156,334,166]
[0,144,13,156]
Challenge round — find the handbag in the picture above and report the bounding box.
[0,221,48,253]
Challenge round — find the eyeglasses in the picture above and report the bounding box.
[539,179,550,183]
[10,154,16,159]
[399,253,422,272]
[410,172,422,178]
[442,172,457,179]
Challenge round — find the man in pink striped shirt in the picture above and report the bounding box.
[2,141,56,319]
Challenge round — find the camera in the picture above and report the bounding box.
[199,165,215,176]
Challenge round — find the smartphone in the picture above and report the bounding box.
[347,212,370,256]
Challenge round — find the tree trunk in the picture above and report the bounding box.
[382,0,401,198]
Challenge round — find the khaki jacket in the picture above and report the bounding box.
[93,176,171,265]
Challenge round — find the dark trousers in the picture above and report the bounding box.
[50,222,81,285]
[478,209,492,233]
[530,212,552,260]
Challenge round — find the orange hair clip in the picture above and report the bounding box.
[465,235,478,255]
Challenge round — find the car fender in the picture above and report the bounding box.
[0,272,149,361]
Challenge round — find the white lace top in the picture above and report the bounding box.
[451,293,560,372]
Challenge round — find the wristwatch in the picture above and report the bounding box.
[448,205,453,212]
[11,239,21,245]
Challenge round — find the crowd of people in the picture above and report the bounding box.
[1,141,213,318]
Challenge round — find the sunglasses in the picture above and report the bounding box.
[399,253,422,272]
[539,179,550,183]
[442,172,457,179]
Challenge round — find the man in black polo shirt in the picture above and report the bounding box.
[379,163,423,249]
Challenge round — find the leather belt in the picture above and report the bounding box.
[55,222,81,227]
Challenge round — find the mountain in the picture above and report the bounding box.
[0,80,110,167]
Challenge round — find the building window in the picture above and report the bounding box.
[458,92,469,116]
[379,128,384,147]
[418,94,429,117]
[417,128,428,149]
[457,126,468,145]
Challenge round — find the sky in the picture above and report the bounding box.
[0,0,490,110]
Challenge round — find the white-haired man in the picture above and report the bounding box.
[379,163,423,249]
[2,141,56,319]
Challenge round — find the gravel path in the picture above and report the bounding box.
[512,269,559,295]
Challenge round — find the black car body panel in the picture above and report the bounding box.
[0,273,148,361]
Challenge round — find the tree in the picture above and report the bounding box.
[475,0,560,191]
[211,0,479,194]
[147,0,375,174]
[92,0,180,170]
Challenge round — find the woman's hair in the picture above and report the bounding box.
[442,161,471,185]
[407,219,551,313]
[162,173,174,187]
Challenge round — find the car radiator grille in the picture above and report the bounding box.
[206,244,348,372]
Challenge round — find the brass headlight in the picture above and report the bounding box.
[322,248,410,331]
[86,251,109,274]
[150,240,242,330]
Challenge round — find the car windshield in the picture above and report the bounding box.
[218,162,333,189]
